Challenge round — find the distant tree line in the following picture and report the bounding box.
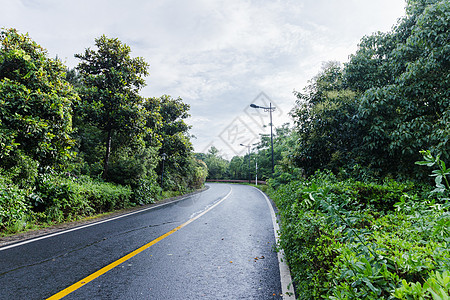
[196,123,294,181]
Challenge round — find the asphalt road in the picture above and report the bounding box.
[0,183,294,299]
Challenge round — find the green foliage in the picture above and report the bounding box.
[228,155,246,180]
[0,30,203,236]
[255,123,294,180]
[291,63,363,176]
[153,95,193,171]
[393,270,450,299]
[289,0,450,180]
[78,177,132,213]
[132,175,161,206]
[33,174,92,221]
[0,28,78,169]
[144,95,205,193]
[202,146,229,179]
[0,176,29,231]
[186,158,208,189]
[201,123,295,182]
[416,150,450,195]
[1,152,39,187]
[75,35,149,179]
[107,145,158,187]
[350,0,449,178]
[32,174,132,223]
[269,171,449,299]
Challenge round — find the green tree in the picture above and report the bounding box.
[202,146,229,179]
[144,95,198,191]
[228,156,245,179]
[0,28,78,177]
[290,0,449,180]
[152,95,192,161]
[347,0,450,178]
[75,35,149,180]
[253,124,295,180]
[290,62,362,176]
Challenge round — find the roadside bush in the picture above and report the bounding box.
[336,179,415,212]
[107,147,158,187]
[393,270,450,299]
[32,174,93,222]
[132,174,161,205]
[269,171,450,299]
[79,176,132,212]
[32,174,132,223]
[0,177,29,231]
[0,152,39,188]
[325,197,450,299]
[187,158,208,190]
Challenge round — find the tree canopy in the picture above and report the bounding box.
[75,35,149,179]
[290,0,449,180]
[0,28,78,176]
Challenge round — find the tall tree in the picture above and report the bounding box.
[228,156,245,180]
[347,0,450,177]
[75,35,149,179]
[0,28,77,172]
[203,146,229,179]
[291,63,361,176]
[153,95,192,169]
[289,0,449,180]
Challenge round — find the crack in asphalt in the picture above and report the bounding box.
[0,220,179,277]
[114,220,179,237]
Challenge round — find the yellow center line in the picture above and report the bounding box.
[47,188,232,300]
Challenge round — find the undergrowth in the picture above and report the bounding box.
[0,171,197,236]
[268,167,449,299]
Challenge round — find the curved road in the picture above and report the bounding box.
[0,183,294,299]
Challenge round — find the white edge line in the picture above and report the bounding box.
[253,186,296,300]
[183,186,232,227]
[0,189,209,252]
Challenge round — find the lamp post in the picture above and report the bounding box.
[160,153,167,190]
[240,144,252,184]
[250,103,276,174]
[255,159,258,186]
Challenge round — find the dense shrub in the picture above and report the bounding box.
[75,176,132,213]
[132,175,161,205]
[269,171,449,299]
[32,174,132,223]
[107,146,158,187]
[0,177,29,231]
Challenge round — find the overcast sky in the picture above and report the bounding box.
[2,0,406,159]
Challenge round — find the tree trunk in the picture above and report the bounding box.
[102,128,112,180]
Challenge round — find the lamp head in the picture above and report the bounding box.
[250,104,259,108]
[161,153,167,160]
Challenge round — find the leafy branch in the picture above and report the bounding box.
[415,150,450,194]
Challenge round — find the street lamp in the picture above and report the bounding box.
[250,103,276,174]
[160,153,167,190]
[255,159,258,186]
[240,144,252,184]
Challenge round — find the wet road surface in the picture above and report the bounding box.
[0,183,293,299]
